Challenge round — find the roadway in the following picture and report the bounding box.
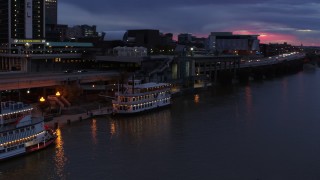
[240,52,305,68]
[0,70,119,91]
[0,52,305,91]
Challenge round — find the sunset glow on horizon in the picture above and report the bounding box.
[60,1,320,47]
[172,31,312,46]
[233,30,299,45]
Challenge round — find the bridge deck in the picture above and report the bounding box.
[0,71,119,90]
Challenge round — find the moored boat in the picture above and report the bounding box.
[0,101,56,161]
[112,80,171,114]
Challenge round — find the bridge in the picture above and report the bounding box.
[0,71,119,91]
[240,52,305,68]
[182,52,306,85]
[0,52,306,91]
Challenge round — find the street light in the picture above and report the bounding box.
[25,43,31,72]
[55,91,62,115]
[190,47,194,57]
[39,96,45,102]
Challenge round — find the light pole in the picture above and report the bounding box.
[39,96,46,116]
[56,91,62,114]
[25,43,31,72]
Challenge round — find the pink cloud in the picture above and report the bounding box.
[232,30,299,45]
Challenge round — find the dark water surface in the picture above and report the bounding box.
[2,70,320,180]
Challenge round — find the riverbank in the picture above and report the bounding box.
[42,97,113,129]
[44,84,210,128]
[45,107,112,129]
[45,106,112,128]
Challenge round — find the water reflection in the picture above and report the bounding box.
[245,85,253,115]
[91,119,97,144]
[194,94,200,104]
[109,120,117,137]
[54,128,67,179]
[111,109,172,143]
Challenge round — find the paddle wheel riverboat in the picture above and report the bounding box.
[112,80,171,114]
[0,101,56,161]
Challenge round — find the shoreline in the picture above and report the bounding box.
[45,106,112,128]
[44,84,211,128]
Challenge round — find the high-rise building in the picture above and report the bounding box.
[45,0,57,25]
[178,33,193,45]
[127,29,160,49]
[0,0,95,73]
[0,0,45,46]
[66,25,98,40]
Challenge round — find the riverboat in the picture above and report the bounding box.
[112,80,171,114]
[0,101,56,161]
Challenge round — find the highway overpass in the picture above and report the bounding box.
[0,71,120,91]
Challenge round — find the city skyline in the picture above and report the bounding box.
[59,0,320,46]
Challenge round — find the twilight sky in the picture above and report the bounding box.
[59,0,320,46]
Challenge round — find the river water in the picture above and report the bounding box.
[2,69,320,179]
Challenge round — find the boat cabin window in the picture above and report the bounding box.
[7,146,18,152]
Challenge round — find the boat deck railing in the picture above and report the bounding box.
[116,87,171,97]
[0,101,32,115]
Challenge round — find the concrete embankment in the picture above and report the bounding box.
[45,107,112,128]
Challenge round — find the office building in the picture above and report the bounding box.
[178,33,193,44]
[126,29,160,49]
[0,0,94,72]
[206,32,260,55]
[45,0,57,25]
[0,0,45,46]
[260,42,302,57]
[66,25,98,40]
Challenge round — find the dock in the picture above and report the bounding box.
[45,106,113,128]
